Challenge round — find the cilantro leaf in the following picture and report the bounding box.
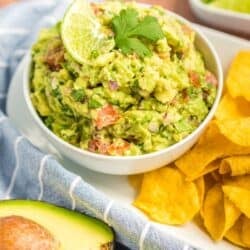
[112,9,139,36]
[111,8,164,57]
[116,37,152,57]
[128,16,164,42]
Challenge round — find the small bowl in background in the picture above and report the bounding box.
[189,0,250,35]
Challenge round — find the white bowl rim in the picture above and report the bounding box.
[190,0,250,20]
[23,4,223,161]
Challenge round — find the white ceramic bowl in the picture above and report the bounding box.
[23,8,223,175]
[189,0,250,35]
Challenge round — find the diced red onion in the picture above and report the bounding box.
[109,80,118,90]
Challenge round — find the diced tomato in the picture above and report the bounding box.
[189,71,200,87]
[90,3,102,15]
[107,140,130,156]
[95,105,120,130]
[88,139,109,154]
[88,139,130,155]
[205,71,218,87]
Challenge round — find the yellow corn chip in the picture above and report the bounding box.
[215,93,250,120]
[210,170,222,182]
[200,174,219,218]
[242,216,250,245]
[225,216,248,248]
[204,174,217,192]
[223,185,250,218]
[186,161,219,181]
[226,51,250,101]
[128,174,144,191]
[203,184,240,241]
[223,175,250,190]
[219,156,250,176]
[216,118,250,147]
[175,122,250,179]
[193,213,205,230]
[195,177,205,207]
[195,177,205,217]
[134,167,200,225]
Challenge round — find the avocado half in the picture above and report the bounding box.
[0,200,115,250]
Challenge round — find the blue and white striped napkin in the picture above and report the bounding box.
[0,1,199,249]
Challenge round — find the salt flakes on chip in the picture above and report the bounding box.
[134,167,200,225]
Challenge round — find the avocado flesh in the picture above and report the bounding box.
[0,200,114,250]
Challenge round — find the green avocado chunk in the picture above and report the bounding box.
[0,200,114,250]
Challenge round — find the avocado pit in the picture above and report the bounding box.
[0,215,60,250]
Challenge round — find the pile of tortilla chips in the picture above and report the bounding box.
[131,51,250,248]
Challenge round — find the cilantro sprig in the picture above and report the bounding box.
[111,8,164,57]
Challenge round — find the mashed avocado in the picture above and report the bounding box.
[202,0,250,14]
[30,1,217,156]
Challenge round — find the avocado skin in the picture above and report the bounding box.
[0,200,115,250]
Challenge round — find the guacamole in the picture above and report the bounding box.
[30,1,217,156]
[202,0,250,14]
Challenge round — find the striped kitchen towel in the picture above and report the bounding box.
[0,1,198,249]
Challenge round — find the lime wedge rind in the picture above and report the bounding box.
[61,0,102,64]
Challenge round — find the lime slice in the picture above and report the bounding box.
[61,0,103,64]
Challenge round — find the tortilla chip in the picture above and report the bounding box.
[128,174,144,191]
[223,185,250,218]
[186,161,219,181]
[204,174,217,192]
[210,170,222,182]
[195,177,205,207]
[134,167,200,225]
[242,216,250,245]
[203,184,240,240]
[199,174,219,218]
[219,156,250,176]
[225,216,248,248]
[226,51,250,101]
[193,213,205,230]
[175,122,250,179]
[195,177,205,217]
[223,175,250,190]
[216,118,250,147]
[215,93,250,120]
